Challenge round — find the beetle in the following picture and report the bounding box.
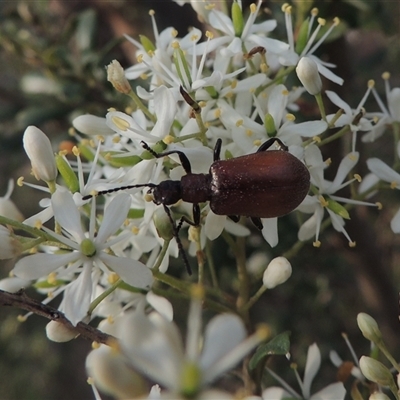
[83,138,310,274]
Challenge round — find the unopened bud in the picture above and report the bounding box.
[296,57,322,95]
[23,126,57,182]
[369,392,391,400]
[153,207,174,241]
[46,320,77,342]
[86,346,147,398]
[357,313,383,344]
[359,356,394,387]
[0,225,22,259]
[263,257,292,289]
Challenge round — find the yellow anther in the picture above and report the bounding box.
[72,146,80,157]
[17,177,24,186]
[112,135,121,143]
[131,226,140,235]
[354,174,362,182]
[250,3,257,13]
[376,202,383,210]
[206,31,214,39]
[286,113,295,121]
[163,135,174,144]
[108,272,120,284]
[231,80,238,89]
[253,139,261,147]
[319,195,329,207]
[245,129,253,137]
[236,119,244,127]
[333,17,340,26]
[112,116,130,131]
[349,241,356,248]
[149,9,155,16]
[317,18,326,26]
[171,40,180,49]
[171,28,178,38]
[313,240,321,247]
[214,108,221,118]
[325,157,332,166]
[137,54,144,63]
[368,79,375,88]
[382,71,390,80]
[311,8,319,16]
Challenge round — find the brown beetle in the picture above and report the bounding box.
[84,138,310,274]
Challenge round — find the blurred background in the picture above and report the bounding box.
[0,0,399,398]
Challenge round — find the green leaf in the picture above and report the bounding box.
[249,331,291,370]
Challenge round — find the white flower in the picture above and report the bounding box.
[264,343,346,400]
[279,6,343,85]
[203,1,288,59]
[23,126,58,182]
[366,147,400,233]
[363,73,400,142]
[13,189,153,325]
[114,287,267,397]
[298,144,376,246]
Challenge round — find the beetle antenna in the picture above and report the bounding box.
[82,183,156,200]
[163,204,192,276]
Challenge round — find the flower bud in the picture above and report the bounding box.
[296,57,322,95]
[106,60,132,94]
[263,257,292,289]
[86,346,147,398]
[232,1,244,37]
[0,225,22,259]
[55,154,79,193]
[359,356,394,387]
[153,207,174,241]
[23,126,57,182]
[0,277,31,292]
[369,392,391,400]
[357,313,383,343]
[46,320,77,342]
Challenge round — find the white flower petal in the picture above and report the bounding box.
[146,291,173,321]
[261,218,278,247]
[152,86,177,138]
[200,314,246,370]
[119,310,184,390]
[390,207,400,233]
[328,152,359,193]
[205,212,226,240]
[52,189,85,242]
[72,115,114,136]
[282,120,328,138]
[309,382,346,400]
[59,263,93,325]
[303,343,321,398]
[13,252,79,280]
[367,158,400,184]
[96,193,131,244]
[99,253,153,289]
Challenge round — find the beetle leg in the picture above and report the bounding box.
[228,215,240,223]
[141,141,192,174]
[177,204,200,232]
[257,138,288,153]
[163,204,192,275]
[213,139,222,161]
[250,217,263,230]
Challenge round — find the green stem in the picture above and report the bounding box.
[317,124,351,147]
[128,90,156,123]
[152,240,171,272]
[205,240,219,289]
[88,279,123,315]
[314,92,326,122]
[241,285,267,313]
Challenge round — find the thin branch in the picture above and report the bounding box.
[0,289,115,345]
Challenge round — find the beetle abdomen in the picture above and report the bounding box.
[210,151,310,218]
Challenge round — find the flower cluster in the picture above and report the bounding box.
[0,1,398,399]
